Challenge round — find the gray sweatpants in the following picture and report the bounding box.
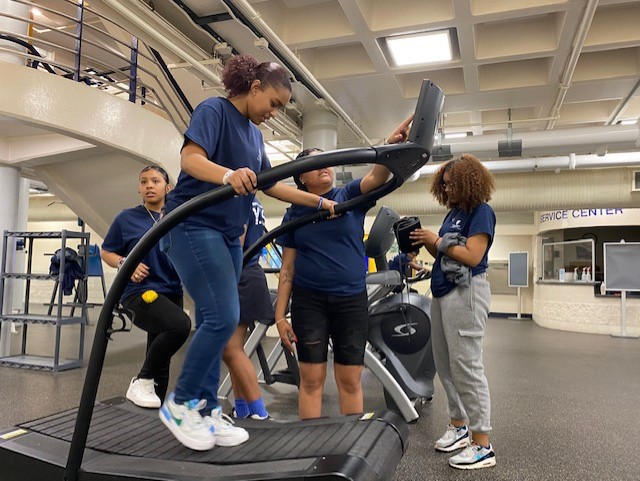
[430,273,492,434]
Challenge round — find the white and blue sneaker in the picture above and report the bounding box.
[434,424,471,452]
[204,407,249,447]
[159,393,215,451]
[449,443,496,470]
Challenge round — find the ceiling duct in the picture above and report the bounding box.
[441,124,640,159]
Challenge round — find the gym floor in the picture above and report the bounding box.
[1,315,639,481]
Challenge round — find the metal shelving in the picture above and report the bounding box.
[0,230,90,372]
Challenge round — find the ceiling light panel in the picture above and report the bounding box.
[385,31,452,67]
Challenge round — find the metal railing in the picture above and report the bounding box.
[0,0,192,132]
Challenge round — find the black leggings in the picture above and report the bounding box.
[122,292,191,401]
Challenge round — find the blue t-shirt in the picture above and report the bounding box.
[244,199,266,267]
[388,253,412,277]
[102,205,183,302]
[431,202,496,298]
[276,180,371,296]
[164,97,275,239]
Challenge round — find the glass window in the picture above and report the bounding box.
[541,239,594,282]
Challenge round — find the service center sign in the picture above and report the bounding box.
[537,208,640,231]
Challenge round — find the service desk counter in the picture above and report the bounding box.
[533,281,640,335]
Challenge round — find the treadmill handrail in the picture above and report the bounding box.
[64,143,428,480]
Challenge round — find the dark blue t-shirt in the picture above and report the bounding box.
[164,97,274,240]
[276,180,371,296]
[431,202,496,298]
[102,205,183,302]
[388,253,412,277]
[244,199,266,267]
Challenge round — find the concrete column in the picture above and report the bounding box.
[0,166,22,356]
[0,0,30,65]
[302,108,338,152]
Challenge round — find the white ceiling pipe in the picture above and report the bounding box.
[101,0,223,85]
[441,124,640,156]
[417,151,640,176]
[225,0,374,147]
[546,0,598,129]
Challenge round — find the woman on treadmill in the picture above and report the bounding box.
[101,165,191,409]
[273,116,413,419]
[159,54,337,451]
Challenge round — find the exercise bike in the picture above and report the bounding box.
[364,206,436,415]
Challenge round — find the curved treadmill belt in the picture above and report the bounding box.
[1,398,409,481]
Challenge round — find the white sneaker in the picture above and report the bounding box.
[204,407,249,447]
[435,424,471,452]
[126,377,161,408]
[449,443,496,470]
[159,393,216,451]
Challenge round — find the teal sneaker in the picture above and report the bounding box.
[159,393,215,451]
[449,443,496,470]
[434,424,470,452]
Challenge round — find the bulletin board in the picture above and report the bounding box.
[604,242,640,291]
[508,252,529,287]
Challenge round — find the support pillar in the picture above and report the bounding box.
[302,108,338,152]
[0,167,24,356]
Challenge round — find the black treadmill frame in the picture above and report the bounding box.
[1,79,444,481]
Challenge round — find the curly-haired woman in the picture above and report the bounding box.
[409,154,496,470]
[159,54,336,451]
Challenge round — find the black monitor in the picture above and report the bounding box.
[408,79,444,151]
[364,206,401,271]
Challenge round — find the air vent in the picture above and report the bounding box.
[633,171,640,191]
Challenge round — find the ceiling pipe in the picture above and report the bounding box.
[100,0,223,85]
[99,0,293,140]
[223,0,374,147]
[441,123,640,157]
[417,151,640,176]
[546,0,598,129]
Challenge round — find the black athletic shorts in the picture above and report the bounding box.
[238,263,274,325]
[290,284,368,365]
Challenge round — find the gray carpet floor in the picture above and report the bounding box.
[1,315,639,480]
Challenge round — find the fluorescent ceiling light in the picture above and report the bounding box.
[386,31,452,67]
[444,132,468,139]
[31,7,42,16]
[619,119,638,125]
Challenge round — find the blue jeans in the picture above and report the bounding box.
[161,222,242,411]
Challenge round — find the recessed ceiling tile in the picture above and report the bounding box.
[474,13,563,59]
[573,48,640,82]
[396,69,465,97]
[257,0,354,44]
[585,3,640,47]
[478,58,552,90]
[556,99,621,125]
[298,43,375,79]
[470,0,569,16]
[442,111,473,127]
[481,107,541,124]
[355,0,454,31]
[619,97,640,119]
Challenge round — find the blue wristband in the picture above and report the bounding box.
[317,196,324,210]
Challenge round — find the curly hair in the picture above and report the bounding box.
[429,154,495,212]
[222,54,292,98]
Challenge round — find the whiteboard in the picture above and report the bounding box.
[604,242,640,291]
[508,252,529,287]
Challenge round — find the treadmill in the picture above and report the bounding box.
[0,79,444,481]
